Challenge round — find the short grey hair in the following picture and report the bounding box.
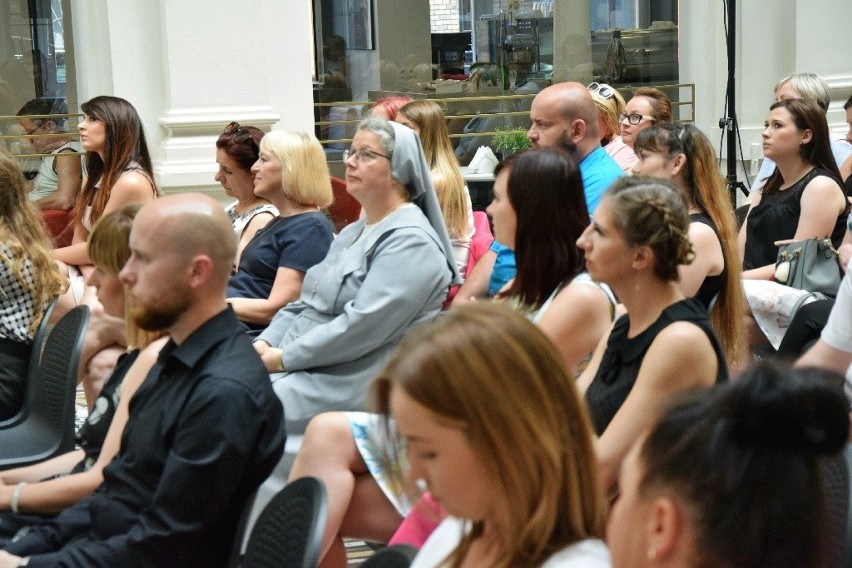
[356,118,396,156]
[775,73,830,112]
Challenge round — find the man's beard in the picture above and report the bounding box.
[558,132,577,155]
[129,294,189,331]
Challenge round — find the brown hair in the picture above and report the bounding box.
[633,124,745,364]
[372,303,605,567]
[605,176,694,281]
[74,96,157,230]
[762,98,842,199]
[494,148,588,308]
[632,87,673,124]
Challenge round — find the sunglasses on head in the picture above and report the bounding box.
[588,82,616,100]
[223,121,257,146]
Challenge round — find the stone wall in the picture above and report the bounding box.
[430,0,460,33]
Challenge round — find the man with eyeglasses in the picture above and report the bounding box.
[16,98,83,211]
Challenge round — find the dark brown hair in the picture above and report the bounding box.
[639,361,848,567]
[74,96,156,229]
[762,98,841,198]
[494,148,588,308]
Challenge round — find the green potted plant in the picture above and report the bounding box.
[491,128,532,159]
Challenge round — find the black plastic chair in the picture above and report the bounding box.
[242,476,328,568]
[360,544,418,568]
[0,298,57,429]
[0,305,89,470]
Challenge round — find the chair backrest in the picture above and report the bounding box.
[31,304,90,455]
[0,298,57,429]
[360,544,418,568]
[327,176,361,233]
[242,476,328,568]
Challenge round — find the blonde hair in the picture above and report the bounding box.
[590,88,627,144]
[397,100,469,240]
[372,303,605,567]
[0,148,66,334]
[88,204,165,349]
[259,131,333,208]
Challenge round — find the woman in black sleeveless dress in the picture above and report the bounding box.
[576,177,728,494]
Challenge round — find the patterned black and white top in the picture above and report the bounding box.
[0,243,40,344]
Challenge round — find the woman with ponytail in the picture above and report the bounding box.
[576,177,728,494]
[608,360,849,568]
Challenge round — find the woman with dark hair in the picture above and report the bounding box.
[214,122,277,267]
[0,148,65,420]
[50,95,158,406]
[739,98,849,350]
[632,123,745,367]
[608,361,849,568]
[576,177,727,493]
[54,96,157,277]
[488,148,615,372]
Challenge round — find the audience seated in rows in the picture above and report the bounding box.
[0,194,285,567]
[0,204,165,543]
[288,147,618,567]
[227,131,334,331]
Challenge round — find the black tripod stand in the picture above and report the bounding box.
[719,0,749,207]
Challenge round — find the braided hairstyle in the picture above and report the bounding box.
[605,176,694,281]
[638,360,849,567]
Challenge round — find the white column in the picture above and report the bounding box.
[70,0,316,196]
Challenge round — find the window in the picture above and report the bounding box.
[1,0,78,173]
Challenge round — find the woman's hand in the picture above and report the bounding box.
[0,552,24,568]
[253,340,283,372]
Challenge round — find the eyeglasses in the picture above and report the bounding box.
[21,121,45,136]
[619,113,656,125]
[343,147,391,164]
[223,121,257,146]
[588,82,616,99]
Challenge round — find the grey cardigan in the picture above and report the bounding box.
[258,204,453,433]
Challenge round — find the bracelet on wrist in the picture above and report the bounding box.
[11,481,26,514]
[276,350,285,373]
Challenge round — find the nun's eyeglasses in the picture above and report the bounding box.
[343,147,391,163]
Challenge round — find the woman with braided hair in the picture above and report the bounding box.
[576,176,728,494]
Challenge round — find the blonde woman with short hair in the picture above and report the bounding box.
[227,130,335,330]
